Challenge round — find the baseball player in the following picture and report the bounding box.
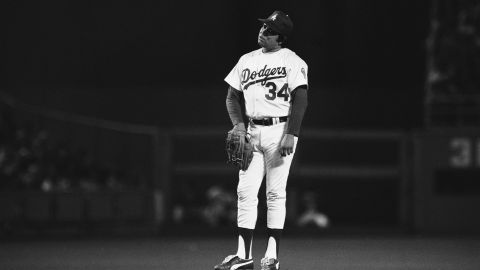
[214,10,308,270]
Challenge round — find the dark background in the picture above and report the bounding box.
[0,0,430,129]
[3,0,479,238]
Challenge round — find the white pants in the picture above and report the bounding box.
[237,122,298,229]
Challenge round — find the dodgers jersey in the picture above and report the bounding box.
[225,48,308,119]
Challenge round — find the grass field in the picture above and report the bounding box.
[1,235,479,270]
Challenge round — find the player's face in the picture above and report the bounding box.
[258,23,280,50]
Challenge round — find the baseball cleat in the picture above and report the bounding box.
[214,255,254,270]
[260,257,280,270]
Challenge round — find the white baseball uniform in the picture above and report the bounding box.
[225,47,308,229]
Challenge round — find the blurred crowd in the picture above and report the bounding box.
[0,108,126,192]
[173,185,330,229]
[428,0,480,96]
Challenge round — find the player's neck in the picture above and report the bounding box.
[262,46,282,53]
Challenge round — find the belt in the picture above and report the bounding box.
[250,116,288,126]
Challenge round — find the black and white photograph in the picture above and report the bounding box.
[1,0,479,269]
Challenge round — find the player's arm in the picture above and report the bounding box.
[280,85,308,156]
[286,85,308,136]
[226,86,247,131]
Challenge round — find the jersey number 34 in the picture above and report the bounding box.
[265,82,289,101]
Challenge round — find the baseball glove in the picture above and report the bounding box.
[225,128,253,171]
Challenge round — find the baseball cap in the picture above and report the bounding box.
[258,11,293,37]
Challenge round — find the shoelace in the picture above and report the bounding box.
[222,255,236,264]
[261,258,276,268]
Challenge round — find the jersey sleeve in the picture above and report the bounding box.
[287,55,309,91]
[224,57,243,91]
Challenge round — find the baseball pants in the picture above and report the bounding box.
[237,121,298,229]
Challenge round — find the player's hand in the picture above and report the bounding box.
[279,133,295,157]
